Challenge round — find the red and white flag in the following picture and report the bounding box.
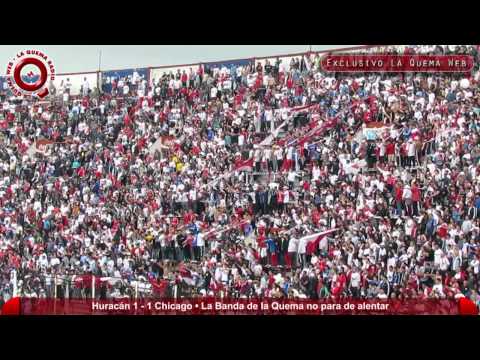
[290,103,319,113]
[260,104,319,147]
[148,275,169,296]
[301,228,339,255]
[210,280,224,294]
[234,158,254,172]
[178,263,196,286]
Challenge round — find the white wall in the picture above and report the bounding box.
[150,65,199,86]
[329,46,406,54]
[51,73,98,96]
[255,55,299,72]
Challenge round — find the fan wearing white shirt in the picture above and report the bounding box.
[432,278,445,297]
[288,237,299,268]
[349,268,361,298]
[82,77,90,96]
[460,245,478,272]
[433,244,444,268]
[439,253,450,272]
[210,86,218,100]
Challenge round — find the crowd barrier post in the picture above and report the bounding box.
[66,278,69,299]
[54,274,57,315]
[147,67,152,88]
[97,71,102,98]
[65,277,70,314]
[12,269,17,298]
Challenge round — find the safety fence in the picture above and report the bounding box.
[7,270,185,301]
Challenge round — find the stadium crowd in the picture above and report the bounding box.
[0,45,480,310]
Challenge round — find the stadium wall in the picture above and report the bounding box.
[254,55,298,72]
[150,64,199,86]
[101,68,149,93]
[203,58,254,71]
[51,72,99,96]
[0,76,8,92]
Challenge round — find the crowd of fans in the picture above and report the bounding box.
[1,45,480,311]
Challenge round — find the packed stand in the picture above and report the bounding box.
[0,45,479,309]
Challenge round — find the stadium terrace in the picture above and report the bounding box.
[0,45,479,314]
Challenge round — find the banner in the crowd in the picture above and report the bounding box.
[362,123,392,141]
[340,158,367,175]
[150,64,199,86]
[260,103,320,147]
[51,73,99,96]
[299,228,338,255]
[1,75,43,94]
[0,76,12,95]
[0,76,7,91]
[204,58,253,72]
[148,135,175,155]
[101,68,148,94]
[35,138,55,154]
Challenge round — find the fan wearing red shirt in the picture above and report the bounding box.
[254,74,262,91]
[235,206,244,218]
[257,234,267,263]
[311,208,320,227]
[183,211,195,226]
[295,85,303,97]
[437,222,448,239]
[363,109,372,123]
[367,263,378,281]
[234,93,243,107]
[394,182,403,216]
[351,80,359,92]
[286,75,294,89]
[268,273,275,288]
[338,271,347,289]
[411,182,421,216]
[330,271,347,298]
[386,141,395,164]
[330,278,342,298]
[181,72,188,87]
[374,143,380,162]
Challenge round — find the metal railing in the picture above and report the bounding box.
[11,273,165,300]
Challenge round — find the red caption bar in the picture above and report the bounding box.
[4,298,478,315]
[321,55,474,72]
